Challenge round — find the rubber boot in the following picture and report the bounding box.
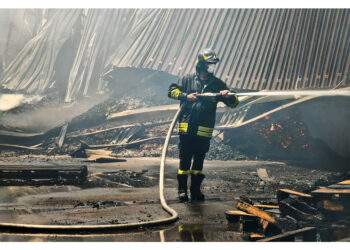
[190,173,205,201]
[177,174,189,202]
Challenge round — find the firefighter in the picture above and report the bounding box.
[168,48,239,202]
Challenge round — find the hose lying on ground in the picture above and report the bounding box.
[0,108,182,232]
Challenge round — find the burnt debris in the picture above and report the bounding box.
[0,165,88,186]
[226,172,350,241]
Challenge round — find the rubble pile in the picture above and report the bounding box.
[1,89,349,170]
[226,172,350,242]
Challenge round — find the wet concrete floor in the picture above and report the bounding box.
[0,157,334,241]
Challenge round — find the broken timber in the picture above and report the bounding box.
[249,233,265,241]
[338,180,350,185]
[279,197,323,222]
[225,210,255,223]
[257,227,316,242]
[311,188,350,200]
[0,165,88,186]
[277,188,312,203]
[254,204,279,210]
[236,201,281,235]
[237,201,276,223]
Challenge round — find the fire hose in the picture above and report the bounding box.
[197,89,350,98]
[1,88,348,232]
[0,107,182,232]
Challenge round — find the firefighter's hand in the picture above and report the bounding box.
[187,92,198,101]
[220,90,231,97]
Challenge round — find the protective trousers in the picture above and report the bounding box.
[178,134,210,173]
[177,134,210,201]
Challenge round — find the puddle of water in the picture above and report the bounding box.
[0,223,246,242]
[160,223,245,242]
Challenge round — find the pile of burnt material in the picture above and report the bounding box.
[0,165,88,186]
[226,172,350,242]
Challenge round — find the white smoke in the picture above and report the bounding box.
[0,94,43,112]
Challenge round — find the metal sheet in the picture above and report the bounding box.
[107,9,350,91]
[2,9,350,100]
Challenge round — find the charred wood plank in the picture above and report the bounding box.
[279,197,323,222]
[312,188,350,194]
[338,180,350,185]
[225,210,256,223]
[235,201,282,235]
[237,201,276,223]
[312,188,350,200]
[277,188,312,203]
[0,165,87,184]
[249,233,265,241]
[254,204,279,210]
[327,184,350,189]
[257,227,316,242]
[237,201,281,235]
[0,178,86,186]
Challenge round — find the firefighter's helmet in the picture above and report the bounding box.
[196,49,219,73]
[197,49,220,64]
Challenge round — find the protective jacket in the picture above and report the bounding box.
[168,73,239,138]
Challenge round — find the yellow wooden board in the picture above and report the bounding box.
[312,189,350,194]
[226,210,254,216]
[338,180,350,185]
[237,201,276,223]
[279,188,312,197]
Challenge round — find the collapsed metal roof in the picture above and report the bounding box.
[0,9,349,102]
[107,9,350,90]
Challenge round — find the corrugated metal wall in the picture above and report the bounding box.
[2,9,349,100]
[109,9,350,90]
[0,9,81,93]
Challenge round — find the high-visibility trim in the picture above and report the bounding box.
[197,131,212,138]
[170,88,181,99]
[178,169,191,176]
[178,123,188,127]
[197,125,213,138]
[202,53,213,60]
[177,123,214,138]
[178,122,188,133]
[198,126,213,132]
[191,170,203,175]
